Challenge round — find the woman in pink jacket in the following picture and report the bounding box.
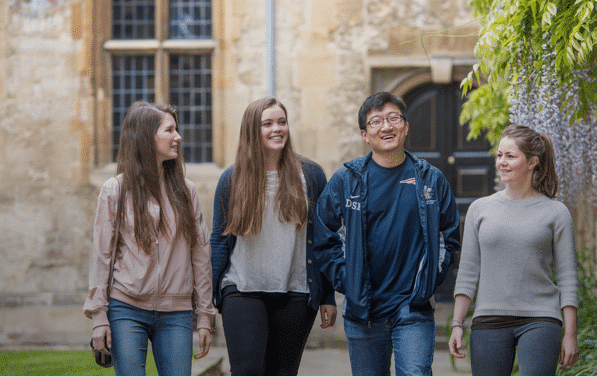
[83,102,216,375]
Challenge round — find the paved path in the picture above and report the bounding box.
[192,346,472,376]
[193,299,472,375]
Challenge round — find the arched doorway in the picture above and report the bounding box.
[402,82,495,302]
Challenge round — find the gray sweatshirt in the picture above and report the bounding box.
[454,192,578,321]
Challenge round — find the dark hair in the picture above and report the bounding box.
[500,124,559,198]
[116,101,200,253]
[358,92,407,130]
[224,97,307,236]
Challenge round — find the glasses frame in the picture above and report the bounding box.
[366,114,406,129]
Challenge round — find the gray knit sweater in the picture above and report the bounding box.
[454,192,578,322]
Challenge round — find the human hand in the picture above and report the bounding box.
[193,328,212,359]
[92,325,111,355]
[448,326,466,359]
[319,304,337,329]
[559,333,578,369]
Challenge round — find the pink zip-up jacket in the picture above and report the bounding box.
[83,175,216,332]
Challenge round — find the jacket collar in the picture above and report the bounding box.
[344,150,430,177]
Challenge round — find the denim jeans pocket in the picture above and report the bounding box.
[393,304,434,326]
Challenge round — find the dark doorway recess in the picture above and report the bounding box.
[403,82,495,302]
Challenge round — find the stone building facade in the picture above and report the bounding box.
[0,0,480,345]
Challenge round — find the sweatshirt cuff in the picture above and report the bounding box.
[197,316,215,334]
[92,310,110,329]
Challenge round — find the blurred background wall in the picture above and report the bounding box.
[0,0,483,346]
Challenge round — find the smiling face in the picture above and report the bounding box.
[360,102,409,156]
[260,105,289,158]
[496,136,538,186]
[155,112,182,166]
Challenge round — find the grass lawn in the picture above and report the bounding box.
[0,350,159,376]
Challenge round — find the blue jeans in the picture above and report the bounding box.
[108,298,193,376]
[470,321,562,375]
[343,305,435,376]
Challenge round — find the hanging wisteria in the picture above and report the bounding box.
[508,38,597,208]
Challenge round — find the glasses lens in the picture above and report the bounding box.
[389,116,402,124]
[367,114,405,129]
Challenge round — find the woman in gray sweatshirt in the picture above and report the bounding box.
[448,124,579,375]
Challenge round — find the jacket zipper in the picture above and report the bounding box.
[352,163,373,323]
[411,162,428,300]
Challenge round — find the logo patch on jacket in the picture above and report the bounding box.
[346,196,361,211]
[400,178,416,184]
[424,185,436,204]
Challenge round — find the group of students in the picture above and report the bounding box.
[83,92,579,376]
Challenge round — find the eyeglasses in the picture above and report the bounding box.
[366,114,406,129]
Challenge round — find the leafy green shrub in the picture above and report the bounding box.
[459,79,511,151]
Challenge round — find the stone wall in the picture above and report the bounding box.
[0,0,96,345]
[0,0,479,346]
[0,0,93,295]
[215,0,478,174]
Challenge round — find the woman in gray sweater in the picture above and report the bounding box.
[448,124,579,375]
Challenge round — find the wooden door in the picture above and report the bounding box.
[403,83,495,302]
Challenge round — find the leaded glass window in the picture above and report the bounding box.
[107,0,213,163]
[170,55,212,162]
[169,0,211,39]
[111,56,156,160]
[112,0,155,39]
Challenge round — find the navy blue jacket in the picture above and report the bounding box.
[210,157,336,312]
[314,151,460,323]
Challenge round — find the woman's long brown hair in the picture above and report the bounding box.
[501,124,559,198]
[115,102,199,253]
[224,98,307,236]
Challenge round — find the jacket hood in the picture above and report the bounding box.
[344,151,431,177]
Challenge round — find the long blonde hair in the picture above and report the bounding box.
[224,98,307,236]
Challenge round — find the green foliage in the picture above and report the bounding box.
[468,0,495,23]
[461,0,597,123]
[459,79,511,148]
[0,349,159,376]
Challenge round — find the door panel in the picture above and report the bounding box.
[403,83,495,302]
[406,92,436,151]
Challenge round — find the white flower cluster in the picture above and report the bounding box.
[508,38,597,207]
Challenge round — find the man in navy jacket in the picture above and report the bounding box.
[314,92,460,375]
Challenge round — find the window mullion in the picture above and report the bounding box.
[156,0,168,41]
[156,49,168,105]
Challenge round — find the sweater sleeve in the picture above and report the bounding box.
[453,199,481,301]
[210,167,235,309]
[552,203,579,309]
[83,177,120,329]
[189,183,217,332]
[313,171,347,294]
